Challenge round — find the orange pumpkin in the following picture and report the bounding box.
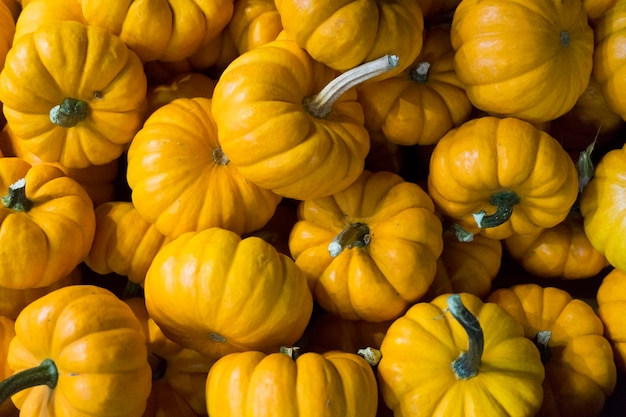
[596,268,626,374]
[0,315,17,417]
[0,0,14,72]
[228,0,282,54]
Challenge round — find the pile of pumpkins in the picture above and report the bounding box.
[0,0,625,416]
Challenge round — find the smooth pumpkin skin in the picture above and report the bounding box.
[125,297,215,417]
[206,349,378,417]
[11,0,86,44]
[0,0,14,73]
[504,213,610,279]
[579,145,626,272]
[228,0,282,54]
[357,26,472,146]
[377,292,545,417]
[427,116,579,240]
[77,0,234,62]
[288,170,443,322]
[0,20,148,168]
[127,97,282,239]
[84,201,172,285]
[487,284,617,417]
[597,268,626,373]
[143,227,313,359]
[593,0,626,121]
[0,315,18,417]
[7,285,152,417]
[0,158,95,289]
[585,0,617,19]
[274,0,423,77]
[212,38,371,200]
[451,0,594,123]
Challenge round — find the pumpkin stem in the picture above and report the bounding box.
[533,330,552,363]
[280,346,301,360]
[560,30,570,47]
[446,222,474,243]
[357,347,382,367]
[0,359,58,405]
[410,61,430,83]
[328,222,371,257]
[577,138,596,194]
[304,54,399,119]
[50,98,88,128]
[212,146,230,166]
[447,294,483,379]
[472,190,520,229]
[1,178,33,212]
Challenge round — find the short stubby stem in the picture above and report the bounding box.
[410,61,430,83]
[533,330,552,363]
[213,146,230,166]
[472,190,520,229]
[280,346,301,360]
[447,294,484,379]
[446,222,474,243]
[560,30,570,47]
[303,55,399,119]
[328,222,371,257]
[50,98,89,128]
[2,178,33,212]
[357,347,382,367]
[0,359,58,404]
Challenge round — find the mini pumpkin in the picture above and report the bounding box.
[596,267,626,373]
[0,0,14,73]
[0,315,17,417]
[228,0,283,54]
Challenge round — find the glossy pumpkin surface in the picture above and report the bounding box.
[143,227,313,358]
[6,285,152,417]
[428,116,579,240]
[0,0,14,73]
[289,170,443,322]
[597,268,626,374]
[487,284,617,417]
[0,315,17,417]
[206,349,378,417]
[228,0,282,54]
[0,157,95,289]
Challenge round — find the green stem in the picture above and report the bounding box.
[446,222,474,243]
[280,346,301,360]
[49,98,88,128]
[472,190,520,229]
[303,55,399,119]
[447,294,483,379]
[410,61,430,83]
[1,178,33,212]
[328,223,371,257]
[0,359,58,404]
[533,330,552,363]
[357,347,382,367]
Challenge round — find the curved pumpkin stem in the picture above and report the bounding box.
[50,97,88,128]
[472,190,520,229]
[447,294,484,379]
[304,54,399,119]
[2,178,33,212]
[0,359,58,404]
[328,222,371,257]
[533,330,552,363]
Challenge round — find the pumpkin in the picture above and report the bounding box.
[84,201,172,285]
[503,212,610,279]
[127,97,282,239]
[212,39,397,200]
[205,347,379,417]
[274,0,423,77]
[585,0,618,19]
[11,0,86,44]
[0,266,83,320]
[125,297,215,417]
[146,72,217,114]
[0,157,95,289]
[228,0,283,54]
[423,226,502,300]
[450,0,594,123]
[0,0,19,21]
[0,285,152,417]
[596,268,626,374]
[377,293,545,417]
[0,0,14,73]
[0,20,148,168]
[0,316,17,417]
[143,227,313,358]
[357,26,472,146]
[592,0,626,121]
[427,116,580,240]
[487,284,617,417]
[579,143,626,272]
[288,169,443,322]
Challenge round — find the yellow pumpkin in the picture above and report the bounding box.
[0,315,17,417]
[228,0,282,54]
[0,0,14,73]
[596,268,626,374]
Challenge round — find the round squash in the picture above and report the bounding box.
[0,0,14,73]
[596,268,626,374]
[228,0,282,54]
[0,315,17,417]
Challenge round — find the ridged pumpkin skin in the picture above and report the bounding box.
[597,268,626,373]
[127,97,282,239]
[77,0,234,62]
[0,0,14,72]
[451,0,594,123]
[274,0,423,77]
[288,170,443,322]
[377,292,545,417]
[427,116,579,240]
[580,145,626,272]
[0,158,95,289]
[487,284,617,417]
[7,285,152,417]
[357,26,472,146]
[212,39,370,200]
[0,315,18,417]
[0,20,148,168]
[85,201,172,285]
[228,0,282,54]
[143,227,313,358]
[206,349,378,417]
